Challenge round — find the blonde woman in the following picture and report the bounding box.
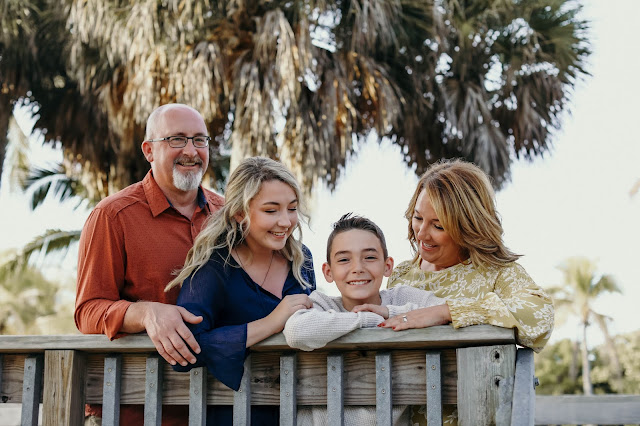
[166,156,314,425]
[375,159,554,425]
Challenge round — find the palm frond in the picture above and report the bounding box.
[0,229,81,280]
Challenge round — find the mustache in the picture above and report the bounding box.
[173,155,203,165]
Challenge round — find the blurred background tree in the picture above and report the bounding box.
[1,0,590,199]
[536,331,640,395]
[546,257,623,394]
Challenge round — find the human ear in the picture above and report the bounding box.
[141,141,153,162]
[321,262,334,283]
[383,256,394,277]
[233,211,245,225]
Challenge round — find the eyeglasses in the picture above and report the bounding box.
[146,135,211,148]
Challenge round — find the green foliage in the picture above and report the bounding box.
[0,265,76,335]
[0,0,592,196]
[535,338,582,395]
[592,330,640,394]
[536,331,640,396]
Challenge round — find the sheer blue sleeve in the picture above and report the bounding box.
[174,261,248,391]
[302,245,316,291]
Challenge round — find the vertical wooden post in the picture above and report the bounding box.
[327,354,344,426]
[102,355,122,426]
[456,344,515,426]
[144,355,163,426]
[189,367,208,426]
[42,350,86,426]
[21,355,44,426]
[425,351,442,426]
[279,354,297,426]
[376,352,393,426]
[510,348,535,426]
[0,354,3,400]
[233,355,251,426]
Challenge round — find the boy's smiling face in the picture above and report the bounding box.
[322,229,394,311]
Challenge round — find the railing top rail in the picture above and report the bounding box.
[0,325,514,353]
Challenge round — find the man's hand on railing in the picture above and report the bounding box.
[124,301,203,366]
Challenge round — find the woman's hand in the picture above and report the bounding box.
[378,304,452,331]
[268,294,313,331]
[351,304,390,319]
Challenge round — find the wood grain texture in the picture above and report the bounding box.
[42,350,86,426]
[456,345,515,426]
[2,350,459,405]
[0,326,514,353]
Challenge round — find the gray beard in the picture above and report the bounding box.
[173,167,204,191]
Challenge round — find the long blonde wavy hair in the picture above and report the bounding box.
[405,159,520,268]
[166,156,312,291]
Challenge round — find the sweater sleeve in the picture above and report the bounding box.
[384,285,446,318]
[447,263,554,352]
[283,292,383,351]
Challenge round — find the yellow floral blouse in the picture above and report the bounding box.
[388,259,554,351]
[388,259,554,425]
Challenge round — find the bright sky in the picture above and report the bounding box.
[1,0,638,345]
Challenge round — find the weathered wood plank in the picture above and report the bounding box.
[0,326,514,353]
[233,356,251,426]
[327,354,344,426]
[425,352,442,426]
[376,352,392,426]
[102,355,122,426]
[189,367,207,426]
[5,350,458,405]
[144,356,163,426]
[456,344,515,426]
[279,354,297,426]
[0,354,25,403]
[255,326,515,351]
[535,394,640,424]
[0,354,3,401]
[21,355,43,426]
[42,350,86,426]
[510,348,534,426]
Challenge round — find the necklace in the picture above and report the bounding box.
[235,249,275,287]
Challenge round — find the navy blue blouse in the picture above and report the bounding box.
[174,245,315,391]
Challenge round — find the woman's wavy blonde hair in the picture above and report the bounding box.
[405,159,520,268]
[166,156,311,291]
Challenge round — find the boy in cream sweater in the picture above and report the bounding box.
[284,213,444,426]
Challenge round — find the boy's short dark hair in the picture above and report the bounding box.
[326,213,389,262]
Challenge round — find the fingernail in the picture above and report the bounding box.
[181,361,187,367]
[392,327,396,330]
[195,348,201,354]
[170,360,176,366]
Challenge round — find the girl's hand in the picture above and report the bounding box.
[351,304,389,319]
[268,294,313,330]
[378,305,451,331]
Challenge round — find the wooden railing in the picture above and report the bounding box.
[0,325,537,426]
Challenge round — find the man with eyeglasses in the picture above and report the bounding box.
[75,104,224,425]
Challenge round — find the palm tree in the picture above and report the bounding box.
[1,0,591,197]
[548,257,623,394]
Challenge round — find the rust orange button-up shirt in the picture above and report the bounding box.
[75,171,224,425]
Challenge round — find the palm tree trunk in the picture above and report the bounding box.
[570,339,579,382]
[0,95,11,188]
[594,315,624,392]
[581,321,593,395]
